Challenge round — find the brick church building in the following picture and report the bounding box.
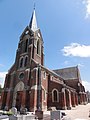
[1,8,87,111]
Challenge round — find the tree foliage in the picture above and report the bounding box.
[0,85,3,95]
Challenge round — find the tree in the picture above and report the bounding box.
[0,85,3,96]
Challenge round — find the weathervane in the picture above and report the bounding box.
[34,0,36,9]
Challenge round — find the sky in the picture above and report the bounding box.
[0,0,90,91]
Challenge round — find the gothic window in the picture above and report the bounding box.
[37,40,40,55]
[53,90,57,102]
[24,39,28,52]
[20,41,23,53]
[29,38,32,45]
[19,57,23,68]
[24,56,28,67]
[52,89,59,102]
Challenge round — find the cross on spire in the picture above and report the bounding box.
[34,2,35,9]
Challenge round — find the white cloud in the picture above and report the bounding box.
[0,72,7,87]
[62,43,90,57]
[83,0,90,18]
[82,80,90,91]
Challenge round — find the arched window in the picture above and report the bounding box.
[24,39,28,52]
[53,90,57,102]
[29,38,32,45]
[52,89,59,102]
[24,56,28,67]
[37,40,40,55]
[19,57,23,68]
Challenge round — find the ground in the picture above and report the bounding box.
[61,103,90,120]
[0,103,90,120]
[43,103,90,120]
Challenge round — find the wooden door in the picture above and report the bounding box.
[16,91,22,111]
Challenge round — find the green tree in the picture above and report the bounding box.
[0,85,3,95]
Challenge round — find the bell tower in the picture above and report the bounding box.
[15,7,44,71]
[1,7,44,111]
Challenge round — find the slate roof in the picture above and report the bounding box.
[53,66,81,80]
[29,8,38,32]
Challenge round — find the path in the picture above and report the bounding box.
[61,103,90,120]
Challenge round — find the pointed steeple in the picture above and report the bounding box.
[29,6,38,32]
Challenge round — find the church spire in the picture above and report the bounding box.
[29,5,38,32]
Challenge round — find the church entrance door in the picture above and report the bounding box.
[16,91,23,111]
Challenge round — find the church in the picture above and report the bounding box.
[1,8,87,112]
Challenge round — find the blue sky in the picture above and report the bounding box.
[0,0,90,91]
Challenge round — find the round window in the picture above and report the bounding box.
[19,73,24,80]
